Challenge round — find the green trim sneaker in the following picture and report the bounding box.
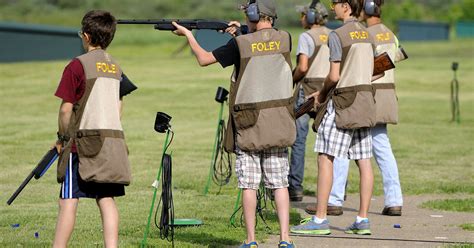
[345,219,372,235]
[278,240,296,248]
[290,217,331,235]
[239,241,258,248]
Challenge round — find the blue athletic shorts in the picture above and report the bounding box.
[60,153,125,199]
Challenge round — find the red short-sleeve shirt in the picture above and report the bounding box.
[55,58,85,103]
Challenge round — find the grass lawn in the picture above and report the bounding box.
[0,27,473,247]
[460,223,474,232]
[421,198,474,212]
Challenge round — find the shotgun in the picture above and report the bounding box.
[117,19,230,32]
[295,52,395,119]
[7,148,58,205]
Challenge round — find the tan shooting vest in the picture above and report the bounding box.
[224,28,295,152]
[57,49,132,185]
[300,26,331,96]
[368,23,398,124]
[332,20,376,129]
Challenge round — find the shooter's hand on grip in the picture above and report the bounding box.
[295,91,320,119]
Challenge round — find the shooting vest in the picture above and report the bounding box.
[57,49,131,185]
[300,26,331,96]
[368,23,398,124]
[224,28,295,152]
[331,19,376,129]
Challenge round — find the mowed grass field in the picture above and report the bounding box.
[0,26,473,247]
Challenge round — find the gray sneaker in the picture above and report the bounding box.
[290,217,331,235]
[345,219,371,235]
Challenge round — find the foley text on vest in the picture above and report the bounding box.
[349,31,368,40]
[251,41,281,53]
[375,32,391,41]
[96,62,117,74]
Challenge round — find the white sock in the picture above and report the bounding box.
[356,216,368,223]
[312,216,326,224]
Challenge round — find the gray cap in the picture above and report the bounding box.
[295,5,309,14]
[296,2,328,17]
[257,0,277,18]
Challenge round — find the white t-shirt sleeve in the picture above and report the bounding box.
[296,32,315,57]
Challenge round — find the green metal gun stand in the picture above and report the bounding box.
[141,126,202,248]
[203,87,230,195]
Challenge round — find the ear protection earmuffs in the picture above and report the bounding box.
[364,0,381,16]
[305,1,328,25]
[306,7,318,25]
[246,1,260,23]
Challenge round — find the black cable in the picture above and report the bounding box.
[256,187,271,233]
[154,130,175,247]
[230,186,271,232]
[229,205,242,228]
[212,119,232,190]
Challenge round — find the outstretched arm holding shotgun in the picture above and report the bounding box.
[170,21,242,66]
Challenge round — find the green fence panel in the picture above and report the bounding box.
[0,22,83,62]
[398,20,450,41]
[456,21,474,38]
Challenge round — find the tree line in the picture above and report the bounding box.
[0,0,472,29]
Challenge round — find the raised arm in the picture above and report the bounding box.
[171,22,217,66]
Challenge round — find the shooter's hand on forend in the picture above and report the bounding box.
[225,21,241,37]
[171,22,192,36]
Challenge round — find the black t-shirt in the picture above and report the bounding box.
[212,38,240,76]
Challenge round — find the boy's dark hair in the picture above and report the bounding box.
[334,0,364,18]
[81,10,116,49]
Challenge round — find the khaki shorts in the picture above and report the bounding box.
[235,147,289,190]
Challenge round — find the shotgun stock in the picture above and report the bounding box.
[373,52,395,76]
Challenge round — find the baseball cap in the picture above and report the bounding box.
[257,0,277,18]
[241,0,277,18]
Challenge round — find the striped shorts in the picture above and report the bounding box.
[60,153,125,199]
[314,100,372,160]
[235,147,289,190]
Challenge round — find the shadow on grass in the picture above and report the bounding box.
[169,209,301,247]
[174,231,240,248]
[259,209,301,226]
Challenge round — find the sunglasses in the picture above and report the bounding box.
[77,31,84,38]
